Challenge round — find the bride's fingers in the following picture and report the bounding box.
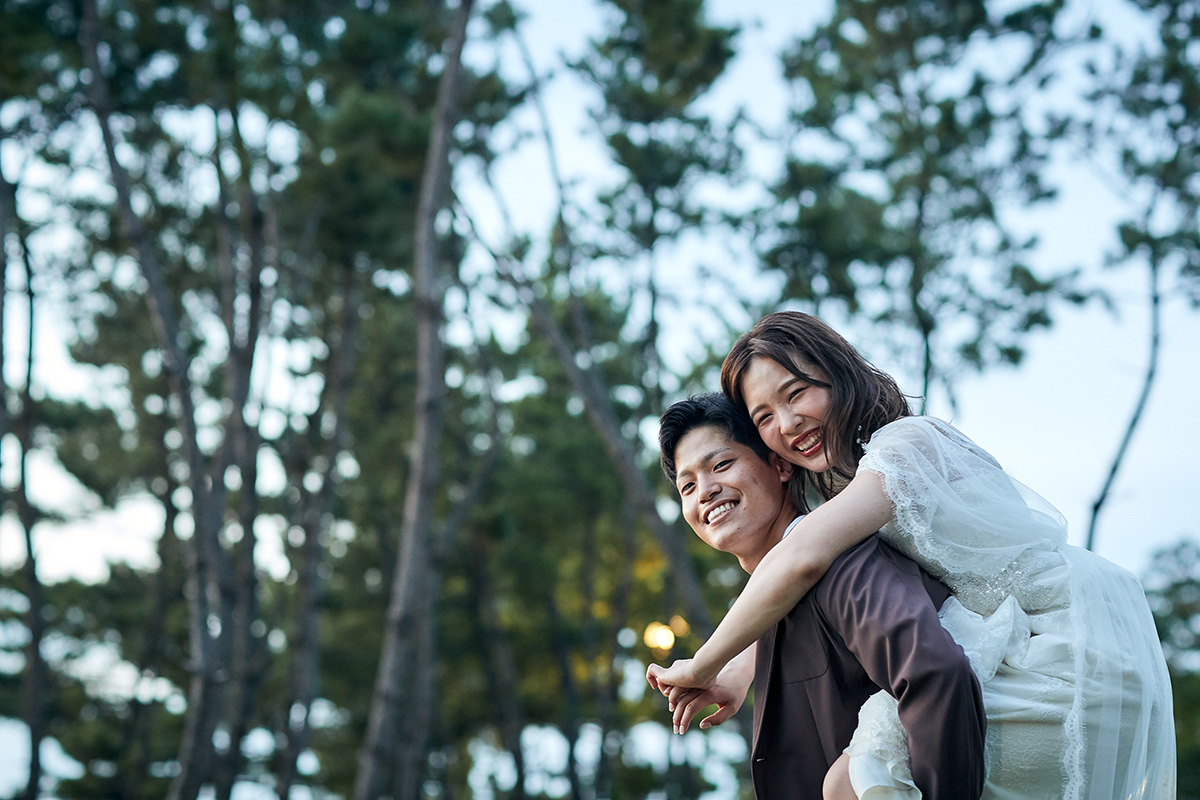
[646,664,670,694]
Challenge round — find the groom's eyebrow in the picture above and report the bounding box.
[676,448,720,479]
[677,446,731,481]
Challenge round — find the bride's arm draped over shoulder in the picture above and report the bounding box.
[646,471,893,691]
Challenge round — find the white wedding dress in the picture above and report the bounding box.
[843,417,1175,800]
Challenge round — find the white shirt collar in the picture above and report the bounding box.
[781,515,804,540]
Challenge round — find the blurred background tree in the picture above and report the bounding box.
[0,0,1196,798]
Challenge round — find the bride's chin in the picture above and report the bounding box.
[783,453,830,472]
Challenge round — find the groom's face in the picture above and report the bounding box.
[672,424,791,564]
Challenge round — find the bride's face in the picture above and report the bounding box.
[740,356,833,474]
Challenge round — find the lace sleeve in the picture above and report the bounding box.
[857,417,1067,598]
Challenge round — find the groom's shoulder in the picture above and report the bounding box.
[812,536,921,604]
[812,535,949,616]
[824,533,891,577]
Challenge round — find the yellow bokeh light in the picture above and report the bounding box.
[669,615,690,637]
[643,621,676,651]
[655,626,675,650]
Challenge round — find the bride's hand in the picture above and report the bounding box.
[646,658,717,695]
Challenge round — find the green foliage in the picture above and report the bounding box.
[765,0,1086,407]
[576,0,741,255]
[1144,539,1200,798]
[0,564,189,799]
[1082,0,1200,304]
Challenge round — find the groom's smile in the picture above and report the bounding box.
[705,500,737,524]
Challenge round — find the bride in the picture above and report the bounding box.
[647,311,1175,799]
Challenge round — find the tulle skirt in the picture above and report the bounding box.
[846,557,1175,800]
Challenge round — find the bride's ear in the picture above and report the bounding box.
[769,453,794,483]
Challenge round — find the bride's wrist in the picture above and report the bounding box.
[690,645,725,685]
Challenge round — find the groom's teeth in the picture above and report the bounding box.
[707,501,735,523]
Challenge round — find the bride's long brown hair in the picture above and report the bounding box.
[721,311,911,511]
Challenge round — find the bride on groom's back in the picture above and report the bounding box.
[649,311,1175,800]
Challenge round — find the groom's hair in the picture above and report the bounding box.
[659,393,772,484]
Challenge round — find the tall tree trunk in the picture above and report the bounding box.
[0,127,20,787]
[392,552,441,800]
[354,2,474,797]
[910,187,934,414]
[0,121,13,452]
[277,269,360,799]
[545,589,585,800]
[79,4,233,797]
[16,230,46,800]
[211,96,271,800]
[116,468,182,800]
[467,538,527,800]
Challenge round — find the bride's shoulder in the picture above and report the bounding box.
[866,416,998,464]
[870,415,962,443]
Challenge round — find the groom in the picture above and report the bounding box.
[652,394,986,800]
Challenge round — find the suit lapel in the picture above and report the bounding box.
[752,619,784,753]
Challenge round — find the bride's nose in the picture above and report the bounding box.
[777,405,802,435]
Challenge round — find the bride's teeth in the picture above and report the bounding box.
[795,431,823,453]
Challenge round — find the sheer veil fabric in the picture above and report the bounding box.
[845,417,1175,800]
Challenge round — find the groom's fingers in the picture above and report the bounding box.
[667,683,692,709]
[673,690,708,733]
[698,704,733,730]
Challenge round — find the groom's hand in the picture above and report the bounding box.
[647,656,750,734]
[667,683,744,734]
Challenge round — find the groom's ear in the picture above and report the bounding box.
[768,452,794,483]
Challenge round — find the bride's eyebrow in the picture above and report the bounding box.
[749,377,801,417]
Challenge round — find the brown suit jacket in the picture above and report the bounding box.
[751,536,986,800]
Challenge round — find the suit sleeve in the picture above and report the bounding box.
[816,541,987,800]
